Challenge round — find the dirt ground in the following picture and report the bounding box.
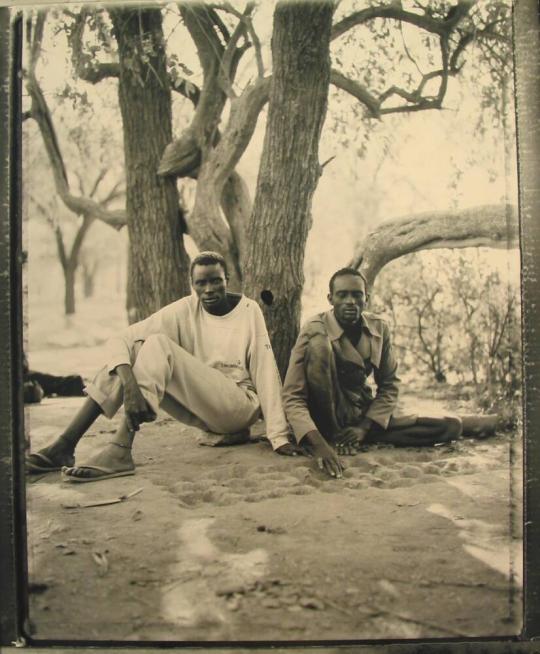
[23,343,523,643]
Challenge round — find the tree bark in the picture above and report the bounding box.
[221,171,251,269]
[109,7,190,322]
[243,0,334,378]
[350,204,519,288]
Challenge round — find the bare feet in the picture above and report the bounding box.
[460,414,500,439]
[26,436,75,473]
[198,429,251,447]
[62,443,135,482]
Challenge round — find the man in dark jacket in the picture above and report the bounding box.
[283,268,497,478]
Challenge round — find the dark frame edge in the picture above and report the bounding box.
[0,0,537,650]
[0,6,29,647]
[515,0,540,641]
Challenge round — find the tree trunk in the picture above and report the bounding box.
[82,263,96,298]
[110,7,190,322]
[64,264,76,315]
[243,0,334,378]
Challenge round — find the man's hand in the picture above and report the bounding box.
[303,430,343,478]
[275,443,305,457]
[115,364,155,433]
[336,421,371,456]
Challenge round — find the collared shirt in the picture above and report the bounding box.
[282,310,400,442]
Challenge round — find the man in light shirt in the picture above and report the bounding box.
[27,251,296,482]
[283,268,498,479]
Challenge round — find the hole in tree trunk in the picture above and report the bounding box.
[260,290,274,306]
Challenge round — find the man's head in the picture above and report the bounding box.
[328,268,369,327]
[190,251,229,314]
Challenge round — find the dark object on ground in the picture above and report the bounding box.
[23,352,85,404]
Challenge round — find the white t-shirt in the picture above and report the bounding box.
[105,293,290,449]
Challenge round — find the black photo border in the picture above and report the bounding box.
[0,0,539,650]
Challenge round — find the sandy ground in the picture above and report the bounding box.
[24,378,523,643]
[21,299,523,643]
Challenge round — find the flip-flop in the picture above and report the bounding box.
[61,465,135,484]
[26,452,74,474]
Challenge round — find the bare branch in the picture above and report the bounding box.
[331,1,475,41]
[101,180,125,206]
[219,4,253,97]
[207,6,230,43]
[180,3,225,77]
[25,18,126,230]
[331,2,506,118]
[330,69,380,117]
[88,168,108,199]
[245,14,264,78]
[30,10,47,70]
[74,169,85,196]
[377,34,450,114]
[70,214,95,264]
[221,2,263,77]
[210,75,270,187]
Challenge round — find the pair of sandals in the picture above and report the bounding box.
[25,451,135,483]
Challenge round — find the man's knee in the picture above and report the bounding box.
[139,333,176,361]
[442,416,463,442]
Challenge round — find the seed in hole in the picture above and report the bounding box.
[261,290,274,306]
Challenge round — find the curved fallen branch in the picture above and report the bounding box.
[350,204,518,287]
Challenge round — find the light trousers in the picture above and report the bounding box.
[86,334,261,435]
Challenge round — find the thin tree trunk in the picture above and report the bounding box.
[110,7,190,322]
[243,0,334,378]
[82,263,96,298]
[64,265,76,315]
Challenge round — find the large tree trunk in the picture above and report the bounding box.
[110,7,190,322]
[243,0,334,378]
[350,204,518,288]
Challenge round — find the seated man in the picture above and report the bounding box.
[27,251,296,481]
[283,267,498,479]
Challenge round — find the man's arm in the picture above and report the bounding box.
[105,300,182,375]
[104,300,185,430]
[366,320,400,428]
[114,364,155,433]
[282,329,319,442]
[282,327,343,477]
[247,307,292,451]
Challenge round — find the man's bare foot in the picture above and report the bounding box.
[460,414,500,438]
[198,429,251,447]
[62,442,135,482]
[26,437,75,473]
